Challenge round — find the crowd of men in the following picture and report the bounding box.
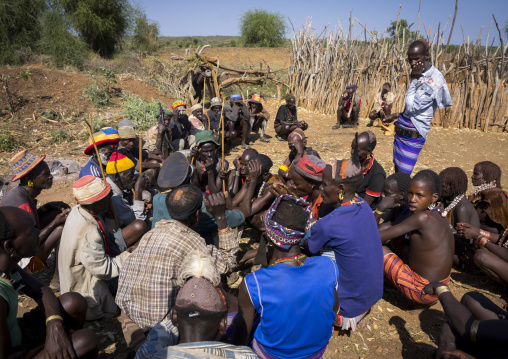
[1,39,507,359]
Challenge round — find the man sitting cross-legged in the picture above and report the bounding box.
[368,82,395,129]
[59,176,133,320]
[116,189,240,342]
[233,195,339,359]
[332,85,361,129]
[380,170,454,305]
[0,207,98,359]
[274,94,308,141]
[278,128,320,180]
[135,250,257,359]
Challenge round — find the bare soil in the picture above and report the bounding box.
[2,49,508,358]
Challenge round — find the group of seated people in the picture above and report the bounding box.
[140,94,309,157]
[1,95,507,358]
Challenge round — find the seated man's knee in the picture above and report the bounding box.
[133,219,147,234]
[369,111,377,120]
[71,328,99,359]
[59,292,88,329]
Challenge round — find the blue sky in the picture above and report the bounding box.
[141,0,507,45]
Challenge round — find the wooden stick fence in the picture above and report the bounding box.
[288,12,507,132]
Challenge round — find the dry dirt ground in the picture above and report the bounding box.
[1,49,508,358]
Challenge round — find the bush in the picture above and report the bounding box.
[84,82,111,107]
[39,5,89,69]
[0,133,16,152]
[83,67,116,107]
[49,129,73,144]
[121,91,164,130]
[240,9,287,47]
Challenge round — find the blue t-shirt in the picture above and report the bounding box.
[245,256,338,359]
[152,193,245,244]
[308,199,383,318]
[79,157,102,178]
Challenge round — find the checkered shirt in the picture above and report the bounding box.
[115,219,239,332]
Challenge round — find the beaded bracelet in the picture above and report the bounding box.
[480,229,491,239]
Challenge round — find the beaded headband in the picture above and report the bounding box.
[264,194,313,250]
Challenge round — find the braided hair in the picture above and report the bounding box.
[476,161,502,188]
[439,167,468,198]
[386,172,411,197]
[272,199,309,233]
[412,169,441,197]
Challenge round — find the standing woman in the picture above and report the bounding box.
[383,39,452,174]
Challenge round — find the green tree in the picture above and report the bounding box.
[132,14,159,53]
[40,2,89,68]
[59,0,130,57]
[0,0,46,64]
[387,19,417,42]
[240,8,287,47]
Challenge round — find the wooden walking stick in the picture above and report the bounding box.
[138,137,143,175]
[84,114,120,230]
[219,96,226,194]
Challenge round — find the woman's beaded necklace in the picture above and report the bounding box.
[442,194,465,218]
[273,254,307,266]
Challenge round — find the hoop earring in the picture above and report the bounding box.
[28,180,35,187]
[339,193,344,201]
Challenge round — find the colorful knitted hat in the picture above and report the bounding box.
[265,195,313,249]
[118,126,137,140]
[195,130,219,147]
[106,152,135,174]
[230,94,241,100]
[84,127,119,155]
[73,175,111,204]
[172,100,186,110]
[248,94,261,104]
[9,150,46,182]
[294,155,326,182]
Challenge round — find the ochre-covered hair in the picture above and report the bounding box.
[476,161,502,188]
[439,167,468,198]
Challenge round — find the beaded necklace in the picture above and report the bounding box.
[257,178,268,198]
[273,254,306,266]
[442,194,465,218]
[473,181,496,196]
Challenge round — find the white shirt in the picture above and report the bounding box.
[402,65,452,138]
